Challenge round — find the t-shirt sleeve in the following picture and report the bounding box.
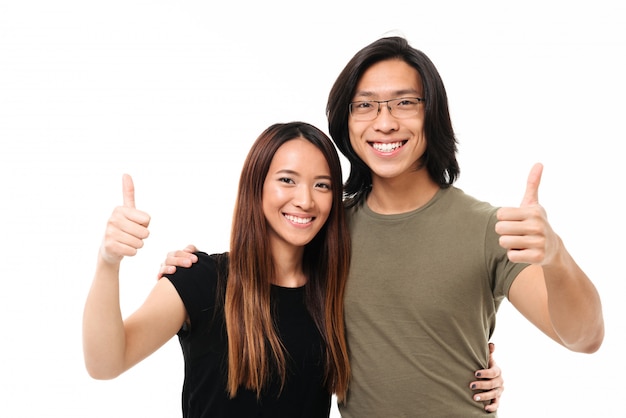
[164,252,225,333]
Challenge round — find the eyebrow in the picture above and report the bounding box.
[353,89,421,99]
[275,169,332,181]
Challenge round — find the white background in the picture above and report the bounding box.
[1,1,624,417]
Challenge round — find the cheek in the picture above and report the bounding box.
[318,197,334,222]
[347,121,361,143]
[411,119,426,138]
[348,130,366,158]
[262,184,283,214]
[264,182,289,201]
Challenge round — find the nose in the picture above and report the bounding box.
[373,102,399,132]
[293,185,314,210]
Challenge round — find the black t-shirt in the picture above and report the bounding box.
[166,252,331,418]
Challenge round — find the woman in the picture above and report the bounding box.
[160,37,525,415]
[82,122,351,417]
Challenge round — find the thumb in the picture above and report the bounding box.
[122,173,136,208]
[520,163,543,207]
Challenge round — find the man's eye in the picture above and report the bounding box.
[356,101,373,109]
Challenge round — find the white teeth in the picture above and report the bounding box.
[373,141,403,152]
[284,214,313,224]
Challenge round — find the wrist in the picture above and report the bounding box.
[97,248,123,271]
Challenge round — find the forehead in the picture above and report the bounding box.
[354,59,422,98]
[270,138,330,172]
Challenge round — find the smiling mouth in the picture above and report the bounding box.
[284,214,314,224]
[370,141,407,153]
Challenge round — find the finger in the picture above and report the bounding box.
[166,253,195,268]
[506,246,545,264]
[474,363,501,380]
[473,386,503,403]
[157,264,177,280]
[184,244,199,254]
[157,248,199,280]
[102,237,142,258]
[520,163,543,207]
[100,226,146,263]
[484,396,500,413]
[471,373,503,390]
[105,215,149,248]
[171,248,198,262]
[474,368,498,379]
[122,173,136,208]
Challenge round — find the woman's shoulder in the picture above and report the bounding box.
[194,251,229,275]
[165,251,229,306]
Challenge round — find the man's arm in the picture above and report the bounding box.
[158,245,508,411]
[497,163,604,353]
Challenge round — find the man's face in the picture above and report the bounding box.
[348,59,427,182]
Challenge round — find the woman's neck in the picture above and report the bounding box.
[270,244,307,288]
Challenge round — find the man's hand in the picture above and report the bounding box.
[157,244,198,279]
[496,163,561,265]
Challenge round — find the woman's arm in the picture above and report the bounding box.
[158,245,507,413]
[470,342,504,413]
[82,174,187,379]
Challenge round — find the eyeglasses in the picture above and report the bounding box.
[349,97,425,121]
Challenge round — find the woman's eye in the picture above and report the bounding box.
[279,177,294,184]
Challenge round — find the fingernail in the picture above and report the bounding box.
[475,395,481,401]
[475,372,482,377]
[471,384,476,389]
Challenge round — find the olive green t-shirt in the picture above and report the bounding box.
[339,187,527,417]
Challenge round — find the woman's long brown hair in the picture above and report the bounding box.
[225,122,351,401]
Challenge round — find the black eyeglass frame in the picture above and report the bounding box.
[348,97,426,121]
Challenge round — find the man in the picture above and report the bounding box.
[161,37,604,416]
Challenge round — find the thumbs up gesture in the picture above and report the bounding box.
[100,174,151,265]
[495,163,561,265]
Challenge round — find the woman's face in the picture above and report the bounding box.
[262,138,333,253]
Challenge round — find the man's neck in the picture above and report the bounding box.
[367,170,440,215]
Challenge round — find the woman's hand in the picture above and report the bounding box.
[470,342,504,413]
